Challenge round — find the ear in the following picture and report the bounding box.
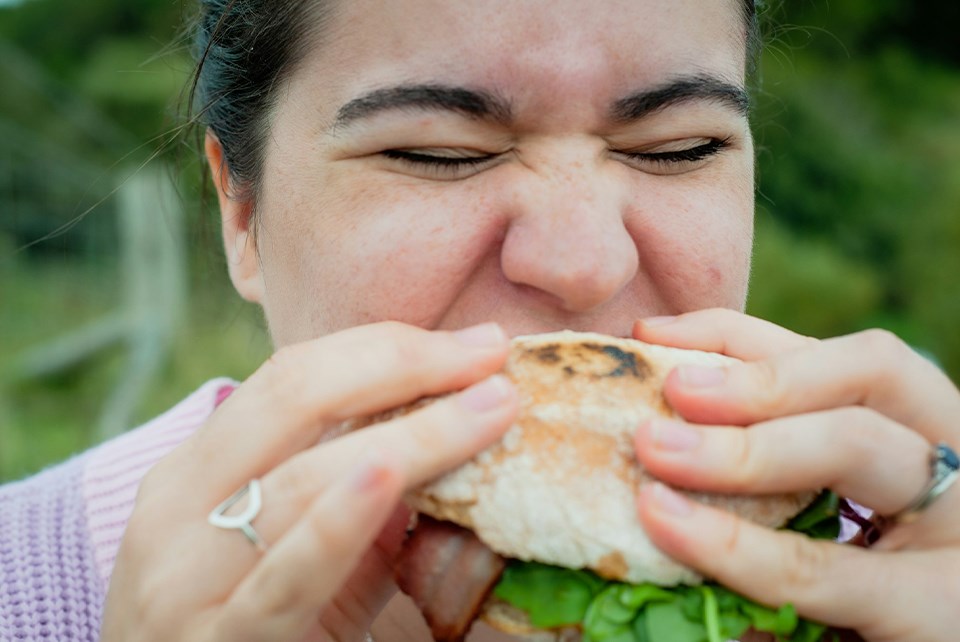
[205,130,265,304]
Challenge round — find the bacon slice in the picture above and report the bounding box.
[396,516,507,642]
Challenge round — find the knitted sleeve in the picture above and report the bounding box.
[0,378,237,642]
[0,457,104,642]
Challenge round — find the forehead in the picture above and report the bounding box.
[290,0,746,127]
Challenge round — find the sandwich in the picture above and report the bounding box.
[385,332,839,642]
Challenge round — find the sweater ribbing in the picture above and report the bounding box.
[0,378,235,642]
[0,457,102,641]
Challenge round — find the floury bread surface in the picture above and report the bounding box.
[408,331,815,586]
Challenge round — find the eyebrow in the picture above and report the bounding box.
[331,74,749,131]
[333,84,512,130]
[610,74,749,122]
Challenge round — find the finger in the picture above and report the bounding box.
[633,308,817,361]
[634,410,932,515]
[220,451,405,642]
[317,504,411,641]
[183,374,516,596]
[636,483,950,637]
[163,321,510,503]
[248,374,519,549]
[660,329,960,441]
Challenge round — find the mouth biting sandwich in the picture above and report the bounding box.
[388,332,837,642]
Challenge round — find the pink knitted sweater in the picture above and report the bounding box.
[0,378,236,642]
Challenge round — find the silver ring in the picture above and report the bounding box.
[208,479,268,552]
[891,442,960,525]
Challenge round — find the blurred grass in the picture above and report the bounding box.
[0,256,269,482]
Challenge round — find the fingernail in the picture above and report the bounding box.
[642,316,677,327]
[458,375,513,413]
[677,365,726,388]
[453,323,507,348]
[651,482,693,517]
[650,419,701,451]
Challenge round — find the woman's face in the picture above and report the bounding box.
[219,0,755,346]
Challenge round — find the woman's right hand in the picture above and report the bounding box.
[99,321,519,642]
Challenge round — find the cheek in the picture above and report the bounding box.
[627,176,754,311]
[264,176,503,336]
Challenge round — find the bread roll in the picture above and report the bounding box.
[407,331,815,586]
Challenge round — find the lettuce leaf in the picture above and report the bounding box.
[493,562,829,642]
[493,562,605,628]
[785,491,841,540]
[491,490,841,641]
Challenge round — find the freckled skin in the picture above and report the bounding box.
[217,0,754,347]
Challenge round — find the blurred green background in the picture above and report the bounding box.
[1,2,958,482]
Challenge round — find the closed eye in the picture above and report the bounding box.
[618,137,731,174]
[380,149,499,178]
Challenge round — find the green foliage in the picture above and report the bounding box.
[750,17,960,379]
[748,217,883,340]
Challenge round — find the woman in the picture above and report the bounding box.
[2,0,958,640]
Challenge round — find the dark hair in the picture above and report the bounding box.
[190,0,332,204]
[190,0,760,204]
[742,0,762,68]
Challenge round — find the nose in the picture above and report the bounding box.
[499,152,639,313]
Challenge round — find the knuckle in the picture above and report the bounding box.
[407,408,444,451]
[253,569,300,617]
[780,534,830,598]
[371,320,423,353]
[717,511,744,559]
[856,327,904,354]
[388,332,425,371]
[697,307,738,331]
[371,319,415,337]
[799,334,820,349]
[855,329,910,377]
[703,306,735,320]
[404,402,457,460]
[258,344,313,414]
[129,463,183,531]
[351,323,424,377]
[267,342,307,374]
[304,498,359,563]
[827,407,893,485]
[835,406,882,449]
[136,567,188,632]
[728,431,764,491]
[744,358,788,413]
[270,459,315,505]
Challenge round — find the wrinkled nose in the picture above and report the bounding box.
[499,159,639,313]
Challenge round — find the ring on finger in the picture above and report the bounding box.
[208,479,269,552]
[889,442,960,525]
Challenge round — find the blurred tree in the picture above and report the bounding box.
[0,0,190,142]
[0,0,196,255]
[748,1,960,377]
[776,0,960,64]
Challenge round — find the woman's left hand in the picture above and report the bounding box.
[632,309,960,642]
